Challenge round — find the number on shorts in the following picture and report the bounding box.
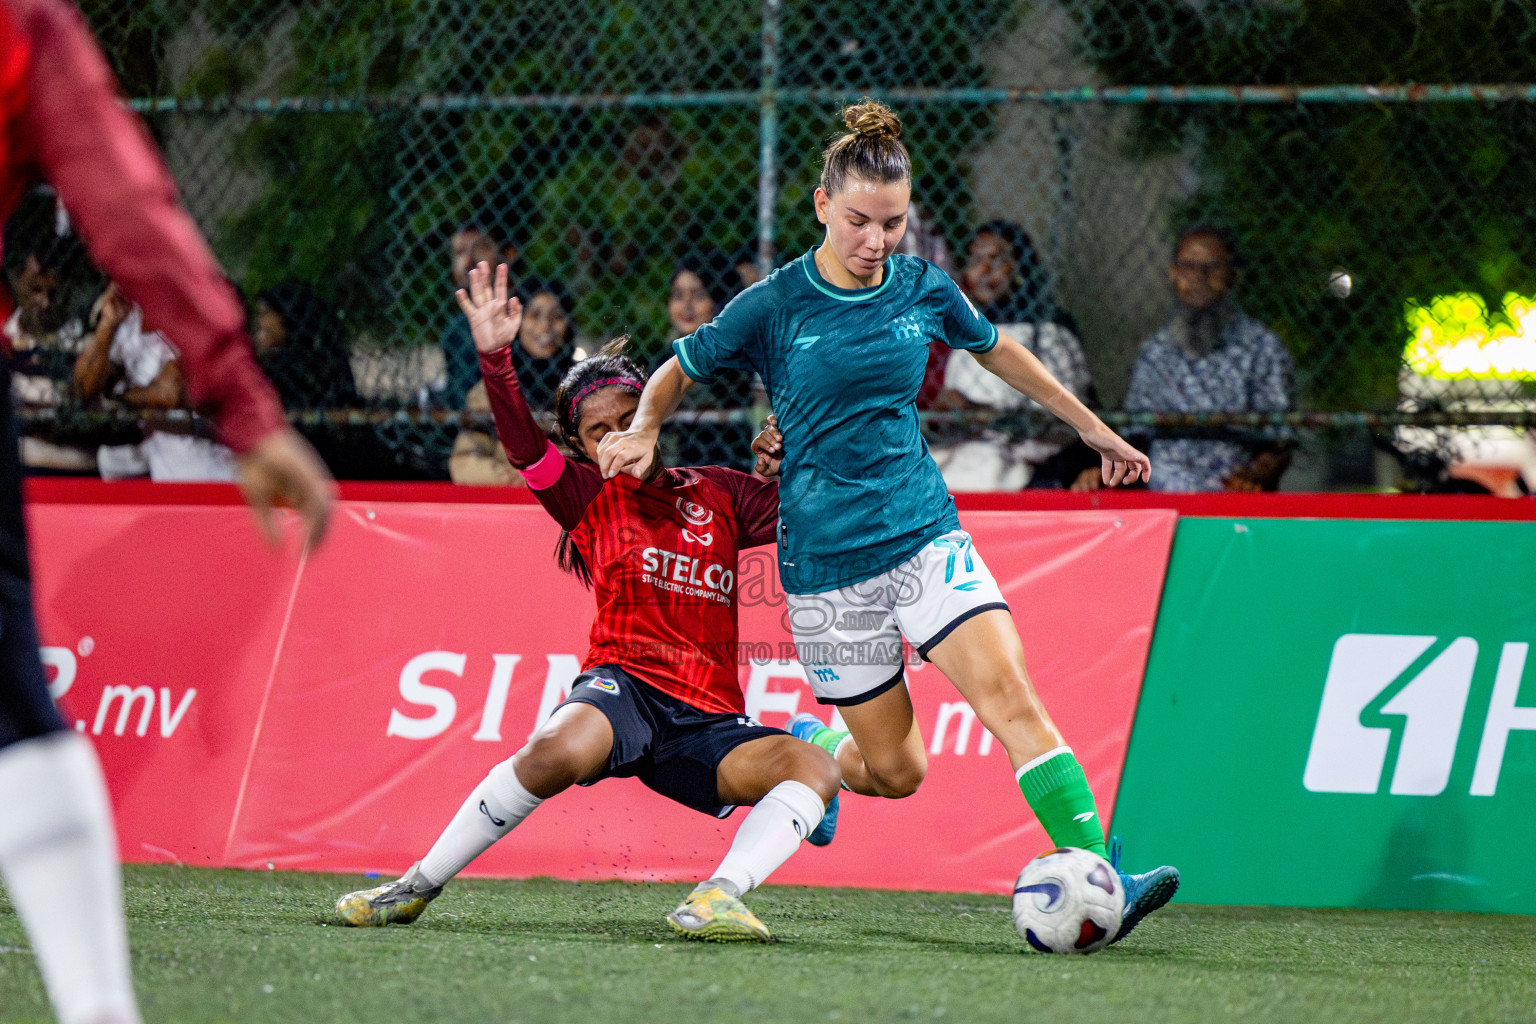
[932,536,974,584]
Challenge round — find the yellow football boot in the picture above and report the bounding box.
[336,864,443,926]
[666,881,773,943]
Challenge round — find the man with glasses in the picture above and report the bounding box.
[1119,224,1294,492]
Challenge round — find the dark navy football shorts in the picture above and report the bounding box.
[557,664,783,817]
[0,569,66,750]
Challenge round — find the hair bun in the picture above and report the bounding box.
[843,100,902,141]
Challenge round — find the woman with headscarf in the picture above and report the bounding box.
[507,276,577,411]
[252,281,394,478]
[253,281,361,412]
[661,251,754,470]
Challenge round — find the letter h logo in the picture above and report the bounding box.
[1303,634,1536,798]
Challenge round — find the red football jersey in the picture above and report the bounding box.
[477,345,778,714]
[572,470,770,713]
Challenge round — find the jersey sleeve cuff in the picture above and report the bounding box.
[521,440,567,490]
[672,337,718,385]
[973,321,1000,354]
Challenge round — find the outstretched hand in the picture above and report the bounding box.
[454,261,523,355]
[1080,425,1151,488]
[236,426,336,548]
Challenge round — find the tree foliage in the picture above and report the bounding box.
[124,1,1020,357]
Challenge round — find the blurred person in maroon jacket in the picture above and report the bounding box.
[0,3,334,1022]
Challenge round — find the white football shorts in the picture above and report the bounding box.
[786,529,1009,705]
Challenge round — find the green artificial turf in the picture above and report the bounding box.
[1,865,1532,1023]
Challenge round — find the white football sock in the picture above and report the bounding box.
[418,759,542,886]
[709,780,825,895]
[0,732,140,1024]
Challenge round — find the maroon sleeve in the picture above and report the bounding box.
[703,466,780,549]
[13,0,285,453]
[479,346,600,531]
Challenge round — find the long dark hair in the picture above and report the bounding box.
[552,336,647,587]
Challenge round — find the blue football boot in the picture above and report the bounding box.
[1109,835,1180,944]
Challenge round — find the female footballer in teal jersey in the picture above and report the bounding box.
[598,101,1178,942]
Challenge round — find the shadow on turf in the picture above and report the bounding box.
[312,907,1037,958]
[309,875,1188,959]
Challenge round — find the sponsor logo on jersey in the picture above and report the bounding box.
[640,547,735,604]
[676,498,714,527]
[790,334,822,350]
[682,527,714,546]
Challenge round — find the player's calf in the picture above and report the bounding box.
[829,688,929,799]
[669,778,827,940]
[778,737,842,846]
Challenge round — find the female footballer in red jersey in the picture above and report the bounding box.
[337,262,839,942]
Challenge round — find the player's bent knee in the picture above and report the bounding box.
[866,754,926,799]
[795,746,842,806]
[513,728,600,794]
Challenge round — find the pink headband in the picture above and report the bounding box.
[569,376,643,409]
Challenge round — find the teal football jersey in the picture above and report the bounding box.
[673,248,997,594]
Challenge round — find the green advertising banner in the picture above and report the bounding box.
[1112,518,1536,913]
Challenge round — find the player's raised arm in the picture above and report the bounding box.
[594,356,693,480]
[975,331,1151,488]
[455,260,524,358]
[456,260,546,471]
[597,269,767,480]
[458,261,598,529]
[20,0,333,545]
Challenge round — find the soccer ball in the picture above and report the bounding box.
[1011,847,1125,954]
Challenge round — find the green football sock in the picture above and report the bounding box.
[804,725,854,791]
[806,724,849,760]
[1016,747,1107,857]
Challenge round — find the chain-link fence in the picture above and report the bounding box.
[11,0,1536,491]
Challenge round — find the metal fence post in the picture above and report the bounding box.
[756,0,782,280]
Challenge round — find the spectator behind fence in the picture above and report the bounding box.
[731,243,767,290]
[439,225,520,408]
[254,281,360,410]
[661,251,754,469]
[928,222,1096,490]
[450,276,576,485]
[252,281,409,480]
[897,201,954,277]
[5,246,84,405]
[76,283,237,481]
[911,203,970,409]
[1121,225,1294,492]
[3,212,94,473]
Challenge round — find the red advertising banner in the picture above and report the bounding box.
[30,500,1175,894]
